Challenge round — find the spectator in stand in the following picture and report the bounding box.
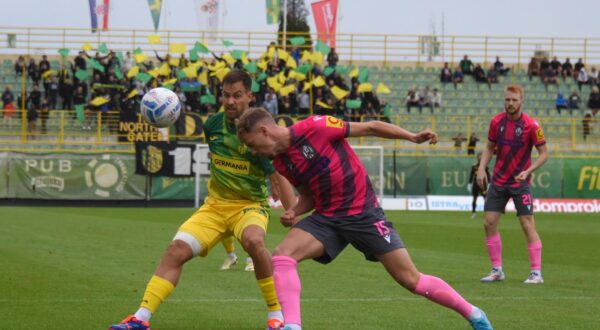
[587,85,600,112]
[453,132,467,152]
[123,51,135,72]
[27,58,40,85]
[494,56,510,76]
[73,85,87,125]
[543,65,559,91]
[440,62,453,83]
[27,85,42,110]
[296,90,309,116]
[574,58,585,80]
[460,55,473,75]
[487,66,499,90]
[420,86,435,113]
[467,133,479,155]
[27,104,38,139]
[2,102,15,128]
[588,67,599,86]
[577,67,588,91]
[405,87,421,114]
[280,95,293,116]
[568,91,581,115]
[539,57,550,81]
[14,56,26,76]
[74,51,87,71]
[583,108,598,141]
[2,86,14,108]
[473,64,488,89]
[60,78,74,110]
[48,76,59,109]
[431,88,442,111]
[326,48,339,67]
[263,88,278,116]
[555,93,568,115]
[550,57,561,76]
[453,68,464,89]
[562,58,573,80]
[527,57,539,81]
[38,55,50,77]
[39,99,50,133]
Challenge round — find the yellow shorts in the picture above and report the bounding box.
[178,196,270,257]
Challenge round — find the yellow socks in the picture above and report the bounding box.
[257,276,281,311]
[140,275,175,313]
[222,236,235,254]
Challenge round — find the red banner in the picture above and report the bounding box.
[311,0,338,48]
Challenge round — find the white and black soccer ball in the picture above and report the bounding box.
[140,87,181,127]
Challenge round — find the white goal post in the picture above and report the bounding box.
[193,144,385,208]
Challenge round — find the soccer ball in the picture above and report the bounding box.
[140,87,181,127]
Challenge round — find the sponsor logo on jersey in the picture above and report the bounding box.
[302,144,316,160]
[536,127,545,141]
[325,116,343,128]
[212,154,250,174]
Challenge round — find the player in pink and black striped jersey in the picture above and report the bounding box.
[237,108,493,330]
[476,84,548,284]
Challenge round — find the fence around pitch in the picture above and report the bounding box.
[0,27,599,67]
[0,110,598,156]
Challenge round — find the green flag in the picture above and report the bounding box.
[133,47,144,55]
[115,51,124,65]
[222,39,234,47]
[297,63,312,75]
[75,70,88,81]
[358,68,369,83]
[114,67,123,80]
[189,49,199,62]
[256,72,267,82]
[200,94,217,105]
[335,66,348,75]
[58,48,70,57]
[244,62,258,74]
[383,103,391,117]
[75,104,85,123]
[98,43,109,55]
[323,67,335,77]
[147,0,163,31]
[231,50,246,60]
[346,99,362,109]
[251,80,260,93]
[266,0,280,25]
[89,59,105,73]
[194,42,210,54]
[135,72,153,85]
[315,41,331,55]
[177,69,187,80]
[289,36,305,46]
[162,84,175,91]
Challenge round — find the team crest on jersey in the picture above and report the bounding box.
[302,144,316,160]
[500,125,505,133]
[325,116,343,128]
[536,128,545,140]
[515,126,523,137]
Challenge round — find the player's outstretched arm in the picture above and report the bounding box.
[269,171,296,210]
[281,185,314,227]
[347,121,438,144]
[515,144,548,183]
[477,141,495,189]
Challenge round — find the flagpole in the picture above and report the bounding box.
[283,0,288,51]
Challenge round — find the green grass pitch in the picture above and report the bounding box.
[1,207,598,329]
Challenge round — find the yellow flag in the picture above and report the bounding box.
[208,61,225,72]
[277,71,287,84]
[279,85,296,97]
[158,62,171,76]
[164,78,178,85]
[311,52,323,65]
[267,46,275,59]
[376,82,391,94]
[303,82,312,91]
[198,70,208,85]
[348,68,359,78]
[358,83,373,93]
[222,54,235,65]
[82,43,92,52]
[127,89,138,99]
[257,60,268,71]
[313,76,326,87]
[286,56,297,69]
[42,70,56,79]
[148,35,161,45]
[241,52,249,65]
[134,54,148,64]
[90,96,109,106]
[295,72,307,81]
[211,67,230,82]
[169,58,180,67]
[331,86,349,100]
[267,76,282,91]
[316,100,333,109]
[301,51,312,62]
[169,43,186,54]
[183,66,197,78]
[127,66,140,78]
[148,68,159,78]
[277,49,290,61]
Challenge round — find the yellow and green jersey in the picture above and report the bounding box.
[204,112,274,204]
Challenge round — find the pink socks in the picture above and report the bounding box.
[413,273,473,318]
[486,233,503,268]
[272,256,302,326]
[527,240,542,271]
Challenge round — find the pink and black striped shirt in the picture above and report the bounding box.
[273,116,378,217]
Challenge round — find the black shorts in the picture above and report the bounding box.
[484,184,534,216]
[293,207,405,264]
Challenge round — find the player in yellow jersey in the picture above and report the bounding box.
[110,70,296,330]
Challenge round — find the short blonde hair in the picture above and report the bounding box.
[505,84,525,99]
